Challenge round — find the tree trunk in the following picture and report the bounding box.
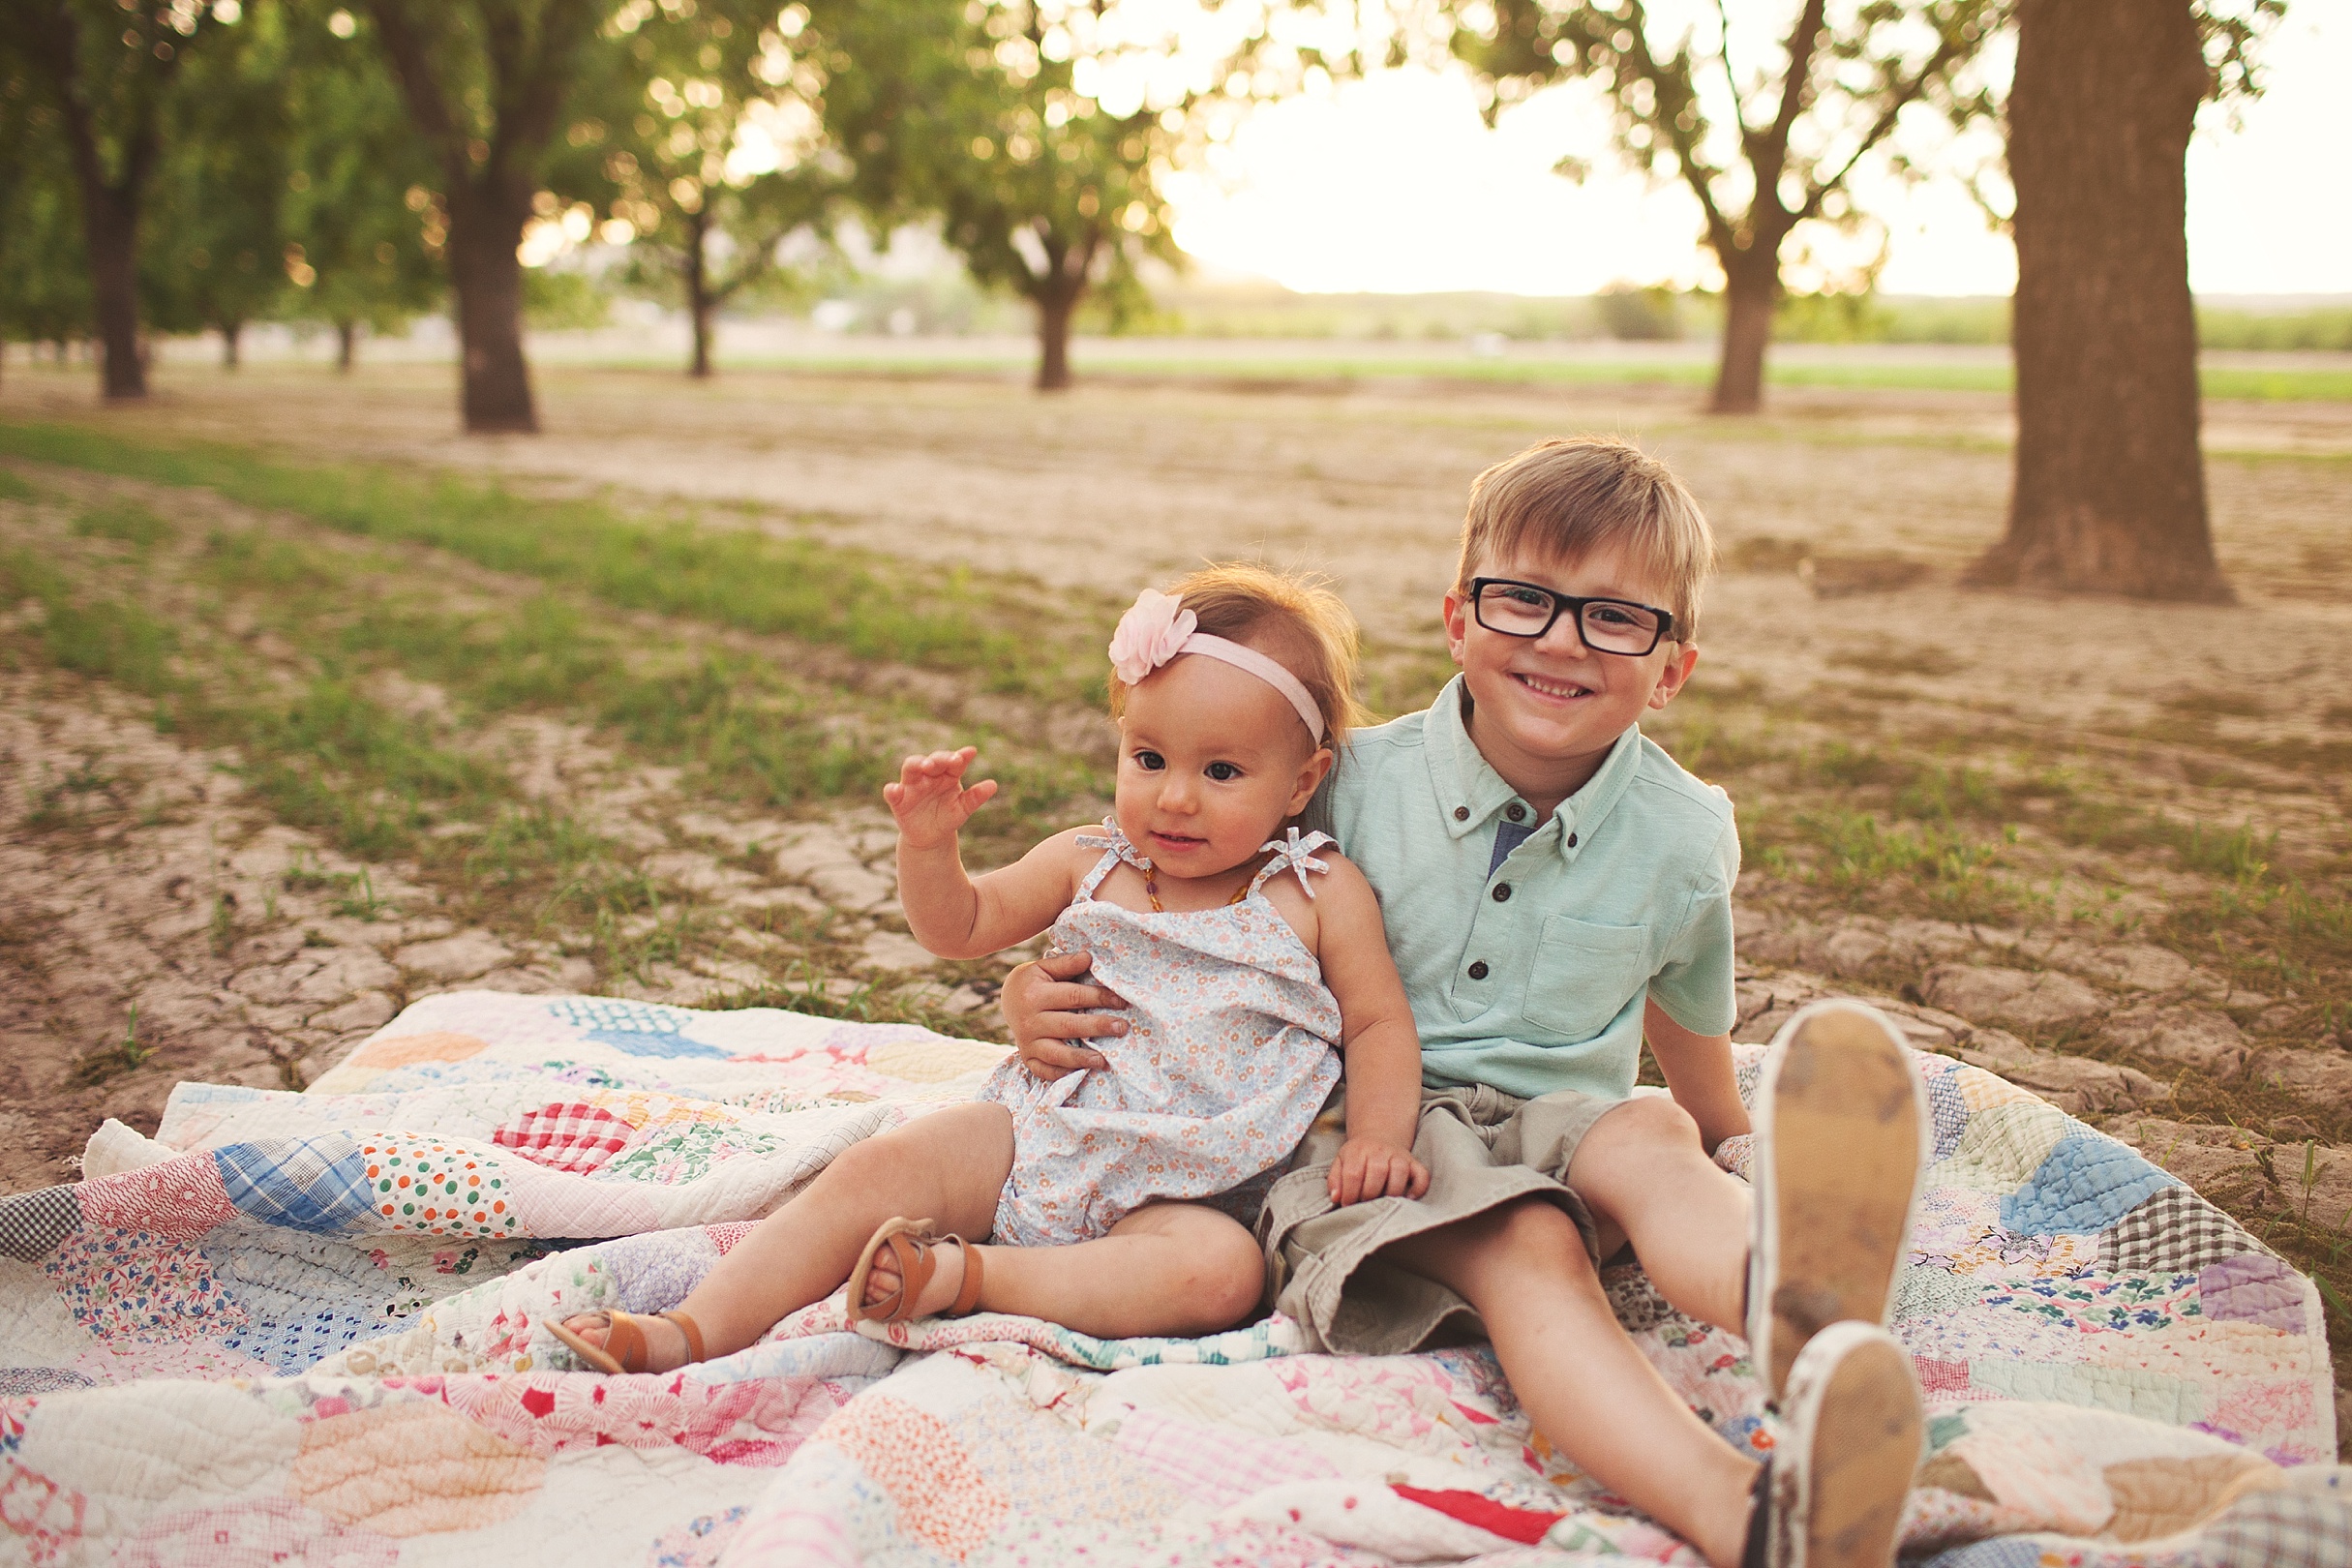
[1033,287,1077,391]
[78,180,147,400]
[336,318,358,371]
[1709,248,1777,415]
[686,209,714,377]
[1967,0,2227,601]
[221,321,242,368]
[443,185,538,434]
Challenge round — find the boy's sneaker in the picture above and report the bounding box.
[1746,1000,1929,1402]
[1741,1321,1924,1568]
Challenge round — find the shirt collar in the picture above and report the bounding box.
[1423,674,1645,854]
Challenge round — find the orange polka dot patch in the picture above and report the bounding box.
[361,1142,520,1239]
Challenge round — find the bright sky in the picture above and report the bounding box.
[1164,7,2350,298]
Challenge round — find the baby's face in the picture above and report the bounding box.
[1114,653,1326,883]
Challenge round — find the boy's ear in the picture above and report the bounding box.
[1287,745,1336,814]
[1441,588,1471,667]
[1647,644,1700,710]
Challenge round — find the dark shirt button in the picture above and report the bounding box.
[1466,960,1490,980]
[1567,832,1579,848]
[1505,802,1525,823]
[1454,805,1469,821]
[1492,883,1512,902]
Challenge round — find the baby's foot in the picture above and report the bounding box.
[554,1311,692,1373]
[860,1237,983,1319]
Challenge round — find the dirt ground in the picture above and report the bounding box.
[4,355,2350,1424]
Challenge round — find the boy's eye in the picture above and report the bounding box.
[1205,761,1241,782]
[1133,749,1165,771]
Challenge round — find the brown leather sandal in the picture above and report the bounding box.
[844,1217,985,1326]
[547,1308,706,1373]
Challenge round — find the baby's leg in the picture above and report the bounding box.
[923,1199,1262,1340]
[560,1101,1014,1371]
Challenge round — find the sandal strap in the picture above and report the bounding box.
[660,1310,707,1365]
[879,1227,937,1324]
[947,1238,984,1316]
[603,1311,650,1372]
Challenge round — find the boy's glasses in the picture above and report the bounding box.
[1468,578,1677,656]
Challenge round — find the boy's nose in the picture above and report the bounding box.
[1534,616,1590,657]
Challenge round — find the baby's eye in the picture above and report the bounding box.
[1205,761,1242,781]
[1133,749,1165,771]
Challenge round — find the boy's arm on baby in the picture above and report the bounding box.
[1312,855,1432,1206]
[887,747,1080,960]
[1641,1000,1751,1154]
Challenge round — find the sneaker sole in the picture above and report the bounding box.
[1777,1323,1922,1568]
[1750,1001,1929,1401]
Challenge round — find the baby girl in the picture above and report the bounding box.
[553,564,1427,1372]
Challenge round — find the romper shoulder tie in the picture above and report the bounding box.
[1248,827,1335,900]
[1073,816,1150,901]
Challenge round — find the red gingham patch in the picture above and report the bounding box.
[77,1154,237,1243]
[489,1103,633,1174]
[1914,1357,1974,1397]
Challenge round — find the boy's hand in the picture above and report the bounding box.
[1327,1135,1429,1207]
[1005,950,1127,1082]
[884,747,999,849]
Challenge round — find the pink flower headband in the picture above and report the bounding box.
[1108,589,1326,745]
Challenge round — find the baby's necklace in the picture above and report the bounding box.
[1140,863,1252,915]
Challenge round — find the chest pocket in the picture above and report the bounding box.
[1523,915,1651,1040]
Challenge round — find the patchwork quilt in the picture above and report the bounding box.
[2,989,2347,1567]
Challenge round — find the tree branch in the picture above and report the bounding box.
[1794,31,1967,221]
[364,0,467,187]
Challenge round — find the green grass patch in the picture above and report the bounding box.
[0,468,38,502]
[73,497,169,551]
[0,419,1093,700]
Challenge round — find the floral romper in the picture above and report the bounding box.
[978,820,1346,1248]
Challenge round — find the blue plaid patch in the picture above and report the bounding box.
[547,998,690,1036]
[212,1136,376,1234]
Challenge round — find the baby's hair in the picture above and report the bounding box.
[1108,562,1367,749]
[1455,437,1715,641]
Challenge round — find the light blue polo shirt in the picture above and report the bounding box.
[1309,675,1739,1101]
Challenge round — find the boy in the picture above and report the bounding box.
[1006,437,1929,1568]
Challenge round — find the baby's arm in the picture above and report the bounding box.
[887,747,1079,959]
[1309,855,1432,1206]
[1642,999,1750,1154]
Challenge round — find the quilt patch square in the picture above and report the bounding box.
[2096,1186,2265,1275]
[0,1187,79,1263]
[213,1136,376,1235]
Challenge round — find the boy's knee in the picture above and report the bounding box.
[1486,1196,1597,1274]
[1590,1094,1703,1159]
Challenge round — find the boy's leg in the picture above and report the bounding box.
[1572,1003,1929,1398]
[1384,1198,1924,1568]
[1383,1198,1761,1567]
[562,1101,1015,1371]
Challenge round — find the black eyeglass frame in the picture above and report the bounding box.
[1466,577,1678,656]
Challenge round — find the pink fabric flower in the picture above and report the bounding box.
[1107,588,1197,685]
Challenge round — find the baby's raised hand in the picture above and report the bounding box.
[884,746,1000,849]
[1327,1135,1431,1207]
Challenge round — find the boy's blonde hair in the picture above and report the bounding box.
[1454,437,1715,641]
[1107,563,1367,748]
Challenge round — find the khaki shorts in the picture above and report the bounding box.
[1259,1080,1621,1356]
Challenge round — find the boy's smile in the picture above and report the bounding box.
[1443,547,1699,818]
